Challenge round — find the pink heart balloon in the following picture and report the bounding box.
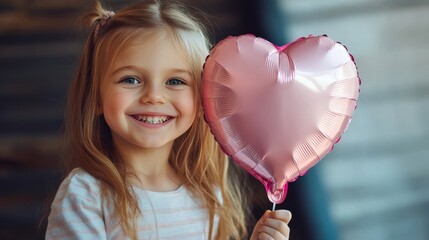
[202,35,360,204]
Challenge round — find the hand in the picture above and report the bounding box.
[250,210,292,240]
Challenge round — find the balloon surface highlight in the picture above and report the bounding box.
[202,35,360,204]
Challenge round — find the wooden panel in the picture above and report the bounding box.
[282,1,429,239]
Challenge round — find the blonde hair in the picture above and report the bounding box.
[63,0,248,239]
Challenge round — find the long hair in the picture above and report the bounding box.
[63,0,248,239]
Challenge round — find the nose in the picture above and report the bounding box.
[140,82,166,104]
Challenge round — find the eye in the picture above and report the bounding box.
[120,76,140,84]
[166,78,185,86]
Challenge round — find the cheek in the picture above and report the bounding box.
[184,94,197,118]
[176,92,197,121]
[101,92,127,117]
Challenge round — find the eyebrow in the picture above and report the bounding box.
[169,68,193,76]
[111,65,141,76]
[111,65,192,77]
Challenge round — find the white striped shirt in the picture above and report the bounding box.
[46,168,219,240]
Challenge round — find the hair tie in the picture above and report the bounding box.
[93,10,115,42]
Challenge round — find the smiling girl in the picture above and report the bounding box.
[46,1,291,239]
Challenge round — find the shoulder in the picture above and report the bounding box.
[46,169,108,239]
[64,168,100,187]
[52,168,102,207]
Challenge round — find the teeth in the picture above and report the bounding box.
[136,115,169,124]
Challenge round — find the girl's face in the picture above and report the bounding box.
[99,29,196,154]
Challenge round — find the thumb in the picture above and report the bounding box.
[258,210,271,225]
[250,210,272,240]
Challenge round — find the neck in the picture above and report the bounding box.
[129,146,171,176]
[116,142,181,191]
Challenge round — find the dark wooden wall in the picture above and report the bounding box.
[283,1,429,240]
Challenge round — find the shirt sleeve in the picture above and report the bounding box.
[45,169,107,240]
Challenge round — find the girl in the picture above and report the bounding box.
[46,0,291,239]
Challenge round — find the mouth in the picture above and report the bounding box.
[132,114,172,124]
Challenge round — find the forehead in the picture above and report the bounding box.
[111,28,191,72]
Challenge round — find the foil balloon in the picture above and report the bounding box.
[201,34,360,204]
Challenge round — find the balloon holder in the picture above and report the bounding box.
[272,202,277,211]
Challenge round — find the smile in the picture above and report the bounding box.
[133,115,171,124]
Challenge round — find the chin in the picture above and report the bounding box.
[139,140,173,149]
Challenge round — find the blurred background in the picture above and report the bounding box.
[1,0,428,239]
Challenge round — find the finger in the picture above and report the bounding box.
[258,232,275,240]
[262,210,271,219]
[262,217,290,237]
[269,210,292,223]
[258,225,289,240]
[256,210,271,225]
